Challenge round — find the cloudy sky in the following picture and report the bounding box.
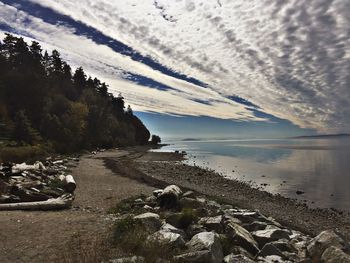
[1,0,349,139]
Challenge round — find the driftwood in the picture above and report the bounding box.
[59,174,76,193]
[0,194,74,211]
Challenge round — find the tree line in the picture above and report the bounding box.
[0,33,153,153]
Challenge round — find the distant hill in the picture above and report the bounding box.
[292,134,350,139]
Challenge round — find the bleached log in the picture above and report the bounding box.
[0,194,74,211]
[58,174,76,193]
[64,175,76,193]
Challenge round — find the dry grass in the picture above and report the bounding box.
[53,231,116,263]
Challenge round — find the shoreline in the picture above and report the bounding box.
[107,146,350,239]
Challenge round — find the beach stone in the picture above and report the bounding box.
[267,240,297,254]
[174,250,212,263]
[186,231,223,263]
[153,189,163,197]
[183,191,196,198]
[134,212,161,232]
[307,230,346,260]
[148,230,185,248]
[256,255,285,262]
[186,224,207,238]
[225,222,259,255]
[252,227,291,247]
[223,254,255,263]
[229,246,253,259]
[109,256,145,263]
[161,223,186,237]
[257,243,285,258]
[158,185,182,208]
[321,246,350,263]
[244,221,268,232]
[199,215,224,233]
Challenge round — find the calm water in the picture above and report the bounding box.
[154,138,350,211]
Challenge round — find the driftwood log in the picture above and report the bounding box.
[59,174,76,193]
[0,194,74,211]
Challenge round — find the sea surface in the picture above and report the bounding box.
[154,138,350,211]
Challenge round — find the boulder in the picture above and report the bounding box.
[225,222,259,255]
[153,189,163,198]
[223,254,255,263]
[134,212,162,233]
[148,230,185,248]
[161,223,186,237]
[228,246,253,259]
[174,250,213,263]
[252,227,291,247]
[257,243,285,258]
[307,230,346,260]
[244,221,268,232]
[186,224,207,238]
[321,246,350,263]
[199,216,224,233]
[158,185,182,208]
[186,232,223,263]
[183,191,196,198]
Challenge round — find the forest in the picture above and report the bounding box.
[0,33,152,159]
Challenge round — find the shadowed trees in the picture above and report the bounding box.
[0,33,150,152]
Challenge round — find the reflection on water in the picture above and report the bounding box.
[154,138,350,211]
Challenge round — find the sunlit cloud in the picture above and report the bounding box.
[1,0,349,132]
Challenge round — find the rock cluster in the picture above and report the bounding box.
[110,185,350,263]
[0,157,78,208]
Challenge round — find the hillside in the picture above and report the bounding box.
[0,33,150,157]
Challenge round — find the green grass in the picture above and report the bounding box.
[0,144,52,163]
[107,195,146,214]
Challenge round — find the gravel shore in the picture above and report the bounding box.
[107,146,350,240]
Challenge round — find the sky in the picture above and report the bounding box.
[0,0,349,139]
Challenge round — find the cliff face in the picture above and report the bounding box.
[0,33,150,151]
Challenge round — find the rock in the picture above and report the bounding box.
[307,230,346,260]
[199,216,224,233]
[225,222,259,255]
[244,221,268,232]
[267,240,297,254]
[186,232,223,263]
[174,250,213,263]
[109,256,145,263]
[229,246,253,259]
[186,224,207,238]
[252,227,291,247]
[321,246,350,263]
[158,185,182,208]
[161,223,186,237]
[183,191,196,198]
[134,212,162,233]
[153,189,163,198]
[257,243,285,258]
[256,255,285,262]
[148,230,185,248]
[223,254,255,263]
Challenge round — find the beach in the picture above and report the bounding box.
[1,146,350,262]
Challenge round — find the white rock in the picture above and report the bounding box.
[186,232,223,263]
[148,230,185,248]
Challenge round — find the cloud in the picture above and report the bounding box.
[1,0,350,132]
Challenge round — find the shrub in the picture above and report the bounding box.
[177,208,198,229]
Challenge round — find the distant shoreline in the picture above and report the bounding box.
[291,133,350,139]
